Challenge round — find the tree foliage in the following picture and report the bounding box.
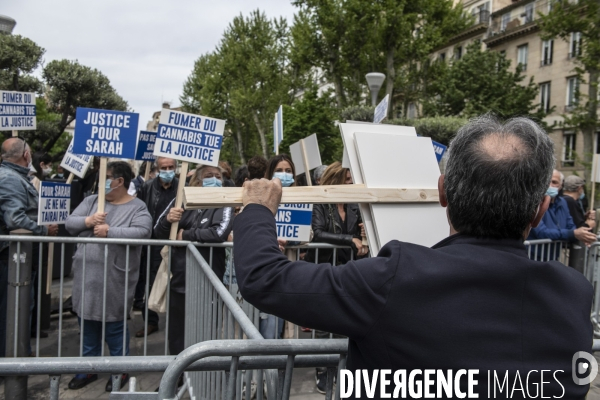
[423,44,544,120]
[41,59,128,154]
[0,34,45,93]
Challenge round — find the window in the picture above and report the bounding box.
[541,39,553,66]
[566,76,579,110]
[501,12,511,30]
[455,46,463,60]
[539,82,551,113]
[562,132,576,167]
[524,3,534,23]
[439,52,446,62]
[569,32,582,59]
[517,44,528,70]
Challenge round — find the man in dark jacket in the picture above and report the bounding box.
[154,164,234,355]
[0,137,58,357]
[234,115,594,399]
[133,156,178,337]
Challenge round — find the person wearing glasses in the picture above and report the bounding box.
[65,161,152,392]
[0,137,59,358]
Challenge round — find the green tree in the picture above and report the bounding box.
[182,10,293,162]
[423,44,544,120]
[279,86,342,164]
[0,34,45,93]
[538,0,600,182]
[40,59,128,153]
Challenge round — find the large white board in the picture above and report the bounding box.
[354,132,449,250]
[339,123,418,252]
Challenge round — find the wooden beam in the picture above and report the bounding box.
[183,184,439,209]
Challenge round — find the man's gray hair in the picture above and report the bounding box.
[1,139,27,161]
[444,114,555,239]
[314,165,328,181]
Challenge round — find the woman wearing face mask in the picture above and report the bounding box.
[154,164,234,356]
[30,152,53,191]
[65,161,152,391]
[265,154,295,188]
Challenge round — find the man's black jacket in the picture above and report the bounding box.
[234,204,593,399]
[138,176,179,225]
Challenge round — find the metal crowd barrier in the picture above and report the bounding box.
[0,339,348,400]
[0,234,352,399]
[523,239,570,264]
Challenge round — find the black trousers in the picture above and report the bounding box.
[168,290,185,356]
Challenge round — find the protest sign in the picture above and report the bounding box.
[153,108,225,167]
[275,203,313,241]
[273,105,283,155]
[373,94,389,124]
[38,182,71,225]
[431,140,447,163]
[60,138,93,179]
[135,130,157,161]
[72,107,139,159]
[290,134,321,178]
[0,90,36,134]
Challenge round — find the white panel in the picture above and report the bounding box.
[354,132,449,249]
[340,123,418,252]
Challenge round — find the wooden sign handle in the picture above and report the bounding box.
[12,130,18,138]
[591,154,598,212]
[97,157,107,213]
[144,161,151,181]
[300,139,312,186]
[66,173,74,184]
[169,161,189,240]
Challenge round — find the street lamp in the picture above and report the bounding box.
[0,15,16,34]
[365,72,386,106]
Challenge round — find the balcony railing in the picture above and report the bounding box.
[488,1,543,37]
[475,10,490,25]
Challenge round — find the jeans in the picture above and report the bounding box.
[78,318,130,357]
[259,314,284,339]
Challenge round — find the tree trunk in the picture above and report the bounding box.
[234,119,246,165]
[385,47,396,120]
[252,112,268,158]
[42,114,72,153]
[328,54,346,108]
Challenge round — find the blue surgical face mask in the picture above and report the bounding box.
[159,170,175,183]
[546,186,559,199]
[203,177,222,187]
[580,192,585,200]
[273,172,294,187]
[105,179,113,194]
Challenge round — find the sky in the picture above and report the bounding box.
[3,0,297,127]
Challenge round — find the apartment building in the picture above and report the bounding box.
[432,0,596,176]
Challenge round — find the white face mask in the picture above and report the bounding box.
[42,167,52,177]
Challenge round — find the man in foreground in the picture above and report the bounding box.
[233,115,593,398]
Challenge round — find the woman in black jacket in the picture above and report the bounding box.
[154,164,234,355]
[309,162,368,265]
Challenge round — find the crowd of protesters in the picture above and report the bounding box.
[0,132,597,393]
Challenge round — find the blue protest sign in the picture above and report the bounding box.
[432,140,447,163]
[0,90,36,131]
[135,130,157,161]
[72,107,139,159]
[38,182,71,225]
[275,203,313,241]
[154,109,225,167]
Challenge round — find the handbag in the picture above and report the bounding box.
[148,245,171,313]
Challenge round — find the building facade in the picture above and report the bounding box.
[432,0,598,178]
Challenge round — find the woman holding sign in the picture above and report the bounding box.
[65,161,152,392]
[154,164,234,357]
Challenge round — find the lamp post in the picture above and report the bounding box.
[365,72,386,106]
[0,15,16,35]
